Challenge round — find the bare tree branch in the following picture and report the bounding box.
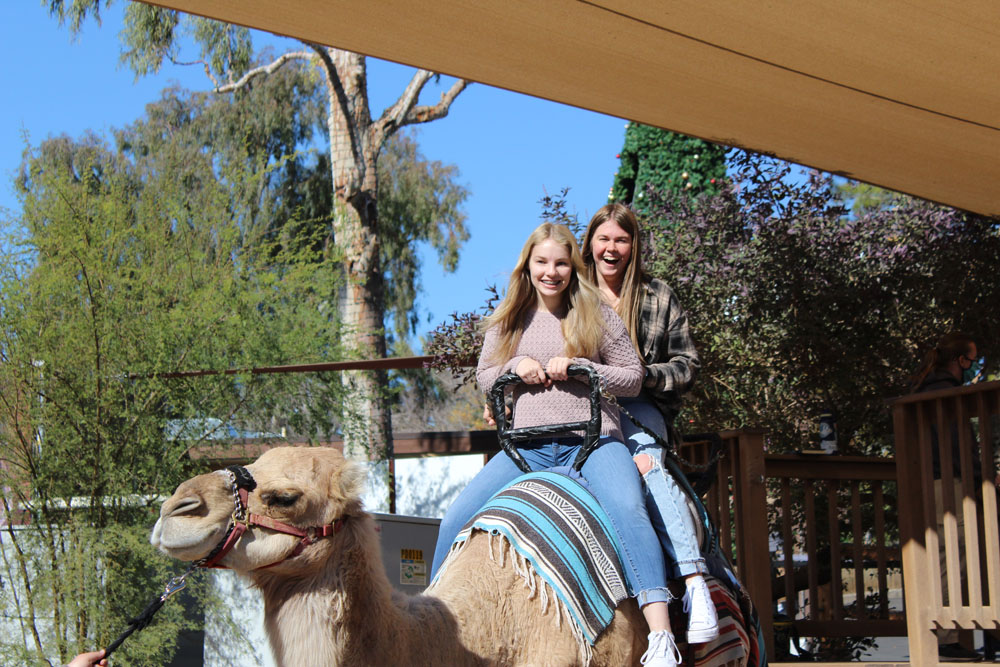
[214,50,314,93]
[374,72,469,147]
[169,56,220,88]
[378,69,434,132]
[401,77,470,127]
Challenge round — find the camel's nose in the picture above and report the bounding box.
[162,495,203,518]
[159,477,211,519]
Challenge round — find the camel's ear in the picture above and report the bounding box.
[334,457,367,502]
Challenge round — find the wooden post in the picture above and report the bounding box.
[894,401,939,665]
[735,429,774,659]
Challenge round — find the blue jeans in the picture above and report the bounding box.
[620,396,707,579]
[431,436,670,606]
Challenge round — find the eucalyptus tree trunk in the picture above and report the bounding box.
[316,52,389,509]
[311,48,467,510]
[218,45,467,509]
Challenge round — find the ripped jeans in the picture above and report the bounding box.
[430,436,670,606]
[620,396,708,579]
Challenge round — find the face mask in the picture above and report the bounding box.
[963,359,983,384]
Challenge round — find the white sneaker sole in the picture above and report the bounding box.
[686,625,720,644]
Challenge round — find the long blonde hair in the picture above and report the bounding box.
[581,203,646,352]
[484,223,606,364]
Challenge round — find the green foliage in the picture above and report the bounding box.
[377,133,469,342]
[46,0,471,484]
[537,187,583,238]
[117,61,329,253]
[425,286,499,384]
[1,521,191,666]
[610,123,726,208]
[0,121,345,663]
[50,1,252,83]
[119,3,180,78]
[45,0,107,34]
[188,16,252,82]
[49,1,470,352]
[642,151,1000,453]
[834,179,899,216]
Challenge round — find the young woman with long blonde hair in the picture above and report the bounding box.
[432,222,682,667]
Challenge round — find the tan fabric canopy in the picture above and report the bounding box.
[150,0,1000,216]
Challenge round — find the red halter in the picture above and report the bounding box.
[196,465,345,570]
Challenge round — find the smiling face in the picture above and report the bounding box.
[528,238,573,311]
[589,219,633,288]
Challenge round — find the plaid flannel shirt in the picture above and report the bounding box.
[636,278,700,423]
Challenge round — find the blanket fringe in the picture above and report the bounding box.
[436,530,598,666]
[497,538,594,666]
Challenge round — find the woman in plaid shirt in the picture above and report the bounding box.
[582,203,719,645]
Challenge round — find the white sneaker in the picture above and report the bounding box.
[641,630,682,667]
[683,576,719,643]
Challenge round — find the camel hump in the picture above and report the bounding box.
[439,471,629,646]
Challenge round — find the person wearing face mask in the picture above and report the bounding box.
[580,203,718,645]
[909,332,985,661]
[909,331,983,483]
[911,332,982,393]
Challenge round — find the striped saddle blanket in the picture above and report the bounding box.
[446,471,630,645]
[442,470,757,666]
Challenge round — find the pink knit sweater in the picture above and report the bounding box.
[477,303,643,440]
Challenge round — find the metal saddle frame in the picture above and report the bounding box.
[489,363,720,555]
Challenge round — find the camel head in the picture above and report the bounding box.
[151,447,366,574]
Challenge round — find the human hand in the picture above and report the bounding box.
[545,356,572,382]
[515,357,549,386]
[483,402,496,427]
[66,649,107,667]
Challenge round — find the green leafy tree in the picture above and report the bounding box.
[610,123,726,208]
[642,151,1000,454]
[0,124,345,664]
[834,179,898,217]
[47,1,470,508]
[118,70,468,348]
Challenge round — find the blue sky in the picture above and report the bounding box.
[1,2,630,349]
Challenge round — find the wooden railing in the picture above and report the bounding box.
[892,380,1000,665]
[679,431,905,660]
[763,454,902,640]
[679,430,774,657]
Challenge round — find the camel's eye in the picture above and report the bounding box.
[262,491,301,508]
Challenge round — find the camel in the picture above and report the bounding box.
[151,446,749,666]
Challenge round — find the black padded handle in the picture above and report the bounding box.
[489,364,603,473]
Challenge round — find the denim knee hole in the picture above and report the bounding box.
[633,453,657,476]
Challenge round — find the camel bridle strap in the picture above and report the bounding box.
[196,465,346,570]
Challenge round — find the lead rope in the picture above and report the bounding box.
[102,564,196,660]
